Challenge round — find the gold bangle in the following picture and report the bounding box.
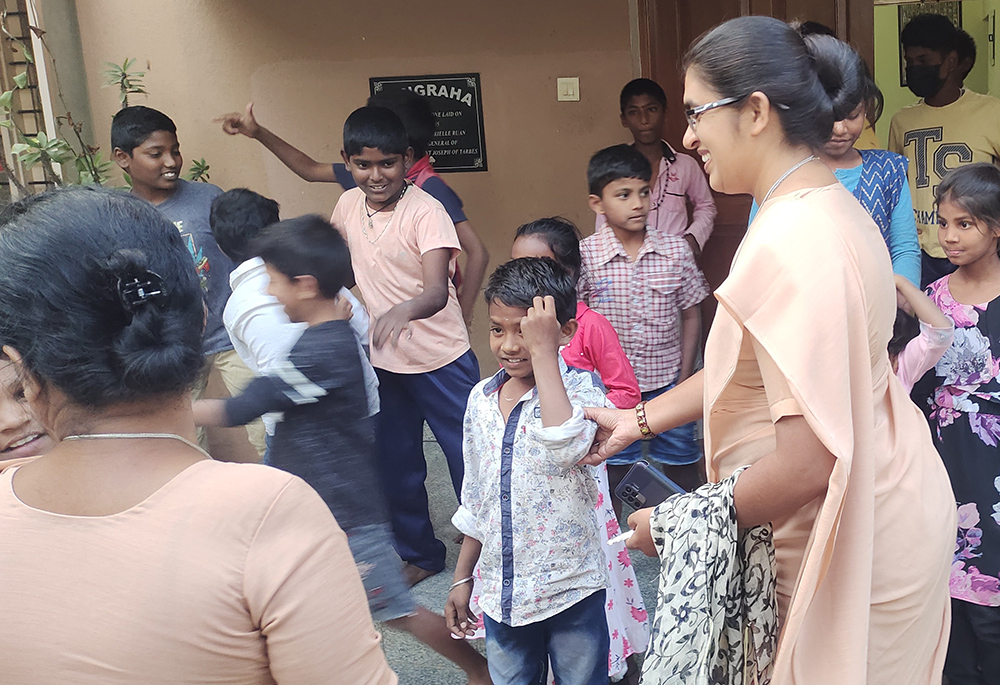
[636,400,655,439]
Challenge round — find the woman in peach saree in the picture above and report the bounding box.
[584,18,955,684]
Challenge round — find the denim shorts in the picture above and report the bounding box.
[483,589,609,685]
[345,523,417,622]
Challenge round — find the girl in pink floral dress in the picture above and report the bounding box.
[925,164,1000,683]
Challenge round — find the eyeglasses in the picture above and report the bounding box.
[684,95,746,130]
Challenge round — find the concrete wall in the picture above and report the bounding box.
[70,0,636,371]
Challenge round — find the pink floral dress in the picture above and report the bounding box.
[927,275,1000,607]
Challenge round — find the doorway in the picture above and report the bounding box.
[634,0,874,337]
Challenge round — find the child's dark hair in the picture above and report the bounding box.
[684,17,863,149]
[901,13,961,55]
[888,308,920,360]
[587,144,652,196]
[619,78,667,113]
[367,90,436,160]
[111,105,177,155]
[935,163,1000,250]
[514,217,582,281]
[343,106,410,158]
[955,28,977,80]
[0,186,204,408]
[484,258,577,325]
[253,215,353,298]
[209,188,281,264]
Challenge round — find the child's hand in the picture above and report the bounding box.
[217,102,260,139]
[371,302,413,349]
[444,583,478,638]
[520,296,562,359]
[331,294,354,322]
[625,507,658,557]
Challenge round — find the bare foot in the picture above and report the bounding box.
[402,563,438,588]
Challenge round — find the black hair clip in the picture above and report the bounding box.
[117,270,167,319]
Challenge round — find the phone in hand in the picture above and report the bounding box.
[614,460,686,510]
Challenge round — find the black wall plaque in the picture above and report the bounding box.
[370,73,487,173]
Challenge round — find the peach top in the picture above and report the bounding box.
[703,184,955,684]
[331,184,469,374]
[0,458,396,685]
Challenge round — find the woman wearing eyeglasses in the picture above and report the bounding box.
[584,16,954,685]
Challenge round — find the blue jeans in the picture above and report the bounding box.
[610,383,700,466]
[483,590,609,685]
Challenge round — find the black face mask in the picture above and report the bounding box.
[906,64,946,99]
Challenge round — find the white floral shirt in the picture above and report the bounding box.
[452,359,609,626]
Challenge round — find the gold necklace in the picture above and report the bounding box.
[361,183,408,244]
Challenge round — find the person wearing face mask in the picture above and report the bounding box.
[888,13,1000,287]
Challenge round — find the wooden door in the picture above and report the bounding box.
[635,0,873,338]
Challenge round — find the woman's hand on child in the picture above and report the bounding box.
[520,296,562,359]
[444,583,478,638]
[578,406,643,466]
[217,102,261,139]
[625,507,658,557]
[372,303,413,349]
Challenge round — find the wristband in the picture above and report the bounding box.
[635,400,655,440]
[449,576,474,591]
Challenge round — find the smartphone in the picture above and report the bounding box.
[614,460,686,510]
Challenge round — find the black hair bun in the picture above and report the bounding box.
[104,248,202,393]
[803,34,864,122]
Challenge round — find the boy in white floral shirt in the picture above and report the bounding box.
[445,257,609,685]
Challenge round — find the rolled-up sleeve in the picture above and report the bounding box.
[529,406,599,470]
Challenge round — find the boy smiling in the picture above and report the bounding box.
[446,257,609,685]
[330,106,479,586]
[111,106,265,457]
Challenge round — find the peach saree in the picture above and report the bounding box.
[703,184,955,684]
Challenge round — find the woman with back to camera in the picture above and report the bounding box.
[0,186,396,684]
[584,17,955,684]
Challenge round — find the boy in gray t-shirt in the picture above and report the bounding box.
[111,105,264,457]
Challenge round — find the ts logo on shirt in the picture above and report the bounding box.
[902,127,973,191]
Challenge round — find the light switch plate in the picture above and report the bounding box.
[557,77,580,101]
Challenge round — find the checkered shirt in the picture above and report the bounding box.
[578,225,709,392]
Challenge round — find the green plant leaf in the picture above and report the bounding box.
[12,71,27,89]
[20,151,42,168]
[0,119,13,129]
[10,142,28,155]
[0,90,14,110]
[36,130,47,146]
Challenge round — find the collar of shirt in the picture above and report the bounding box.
[229,256,265,290]
[588,223,677,267]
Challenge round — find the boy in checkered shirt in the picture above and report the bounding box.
[578,144,710,497]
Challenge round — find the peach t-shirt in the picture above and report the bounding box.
[331,184,469,374]
[0,459,396,685]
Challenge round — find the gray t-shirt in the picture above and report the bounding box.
[155,179,234,355]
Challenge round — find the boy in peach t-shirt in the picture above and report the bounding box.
[331,106,479,585]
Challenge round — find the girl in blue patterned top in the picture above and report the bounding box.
[925,163,1000,683]
[749,45,922,287]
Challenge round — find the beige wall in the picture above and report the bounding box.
[71,0,636,370]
